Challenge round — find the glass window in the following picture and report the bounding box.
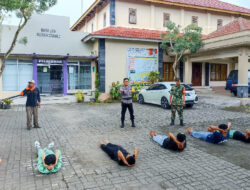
[2,59,18,91]
[2,59,33,91]
[103,13,106,27]
[68,63,79,90]
[18,60,33,90]
[79,62,92,89]
[210,64,227,81]
[129,8,137,24]
[192,16,198,26]
[163,13,170,27]
[217,19,223,30]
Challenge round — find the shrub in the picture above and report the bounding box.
[95,74,101,102]
[3,99,13,105]
[110,81,121,100]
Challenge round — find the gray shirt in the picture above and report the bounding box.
[120,85,133,104]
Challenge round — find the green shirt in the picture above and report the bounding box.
[170,85,185,106]
[229,130,236,139]
[37,149,62,174]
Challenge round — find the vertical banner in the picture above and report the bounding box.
[127,48,158,84]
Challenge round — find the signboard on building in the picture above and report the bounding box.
[127,48,158,84]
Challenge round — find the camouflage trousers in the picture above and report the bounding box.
[171,105,183,120]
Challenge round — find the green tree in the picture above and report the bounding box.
[161,21,203,78]
[148,71,160,84]
[0,0,57,77]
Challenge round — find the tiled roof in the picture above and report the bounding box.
[204,18,250,39]
[162,0,250,14]
[89,26,166,40]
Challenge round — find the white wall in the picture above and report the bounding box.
[114,0,245,34]
[105,39,158,92]
[0,14,93,57]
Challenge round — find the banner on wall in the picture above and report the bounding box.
[127,48,158,84]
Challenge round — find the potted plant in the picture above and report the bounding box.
[75,91,84,103]
[3,99,13,109]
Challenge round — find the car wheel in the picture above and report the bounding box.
[138,94,144,104]
[161,97,170,109]
[186,104,194,108]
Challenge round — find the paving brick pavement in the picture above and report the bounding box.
[0,96,250,190]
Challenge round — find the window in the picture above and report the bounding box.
[192,16,198,26]
[91,23,94,32]
[67,62,92,90]
[129,8,137,24]
[217,19,223,30]
[210,64,227,81]
[103,13,106,27]
[163,13,170,27]
[2,59,33,91]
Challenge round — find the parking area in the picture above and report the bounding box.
[0,95,250,190]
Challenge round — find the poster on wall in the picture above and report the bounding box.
[127,48,158,84]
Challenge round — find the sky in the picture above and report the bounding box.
[3,0,250,26]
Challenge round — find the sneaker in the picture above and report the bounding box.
[47,142,54,149]
[34,141,41,149]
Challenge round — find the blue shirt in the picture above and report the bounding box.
[206,130,230,144]
[21,87,41,107]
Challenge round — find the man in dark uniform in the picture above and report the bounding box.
[120,78,135,128]
[169,78,185,126]
[21,80,41,130]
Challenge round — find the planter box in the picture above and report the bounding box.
[3,104,11,109]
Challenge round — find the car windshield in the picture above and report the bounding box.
[170,84,193,90]
[228,70,238,78]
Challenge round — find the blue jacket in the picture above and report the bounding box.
[21,87,41,107]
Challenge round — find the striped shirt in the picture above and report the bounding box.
[120,85,133,104]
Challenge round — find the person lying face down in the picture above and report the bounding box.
[98,140,139,167]
[228,129,250,143]
[186,122,231,144]
[35,141,62,174]
[150,131,186,151]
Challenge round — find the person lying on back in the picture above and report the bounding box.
[150,131,186,151]
[186,122,231,144]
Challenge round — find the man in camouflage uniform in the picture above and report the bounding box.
[169,78,186,126]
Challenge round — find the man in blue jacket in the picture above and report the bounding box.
[21,80,41,130]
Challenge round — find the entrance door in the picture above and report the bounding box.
[50,65,63,94]
[37,65,63,94]
[163,62,174,81]
[192,63,202,86]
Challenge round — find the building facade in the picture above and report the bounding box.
[0,14,97,99]
[71,0,250,98]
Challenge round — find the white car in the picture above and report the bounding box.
[138,82,198,109]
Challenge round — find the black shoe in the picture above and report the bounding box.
[34,126,41,128]
[121,121,124,128]
[180,120,185,126]
[131,121,136,128]
[27,126,31,130]
[170,120,175,126]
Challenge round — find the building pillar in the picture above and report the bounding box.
[158,43,163,78]
[205,63,210,86]
[110,0,116,26]
[63,58,68,96]
[32,57,38,86]
[237,48,249,98]
[184,57,192,84]
[98,39,106,93]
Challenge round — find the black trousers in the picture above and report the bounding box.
[233,131,250,143]
[121,103,135,121]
